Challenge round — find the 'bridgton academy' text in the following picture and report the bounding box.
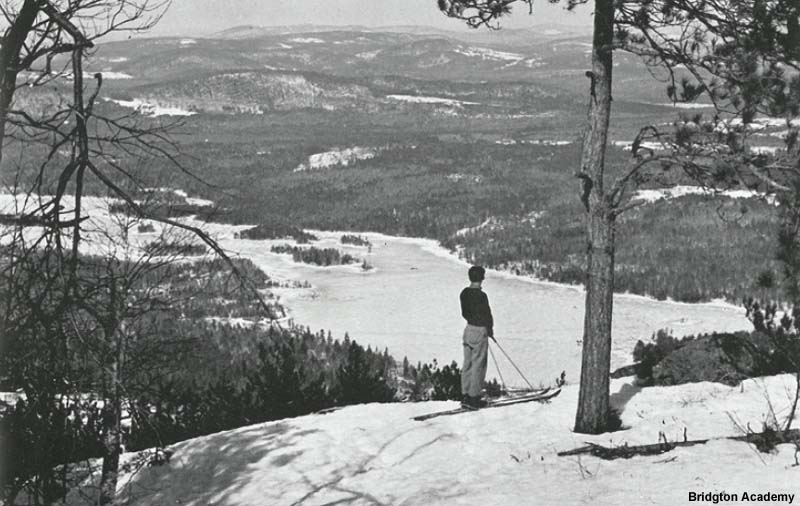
[689,491,794,503]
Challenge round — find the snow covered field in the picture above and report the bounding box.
[7,192,792,505]
[91,374,800,506]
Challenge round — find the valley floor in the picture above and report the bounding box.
[87,375,799,506]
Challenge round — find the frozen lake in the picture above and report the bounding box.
[0,192,752,387]
[220,229,751,387]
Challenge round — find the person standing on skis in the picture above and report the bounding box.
[459,265,494,409]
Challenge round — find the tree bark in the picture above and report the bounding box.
[574,0,616,435]
[575,210,615,433]
[0,0,42,167]
[99,363,123,506]
[99,299,124,505]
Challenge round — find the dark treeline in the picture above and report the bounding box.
[143,240,206,257]
[193,141,577,240]
[8,96,776,304]
[237,223,318,243]
[448,195,780,303]
[0,323,398,483]
[110,256,285,321]
[0,247,401,502]
[125,324,397,450]
[271,244,358,266]
[155,138,778,303]
[341,234,372,247]
[0,243,464,491]
[108,200,214,221]
[52,133,776,303]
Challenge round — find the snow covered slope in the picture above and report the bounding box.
[89,375,799,505]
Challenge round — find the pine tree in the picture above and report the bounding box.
[436,0,800,433]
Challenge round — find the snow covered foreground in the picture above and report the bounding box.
[96,376,799,506]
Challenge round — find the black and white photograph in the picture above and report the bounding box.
[1,0,799,504]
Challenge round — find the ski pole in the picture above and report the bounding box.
[488,344,507,393]
[493,339,535,391]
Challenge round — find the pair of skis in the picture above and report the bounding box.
[412,387,561,421]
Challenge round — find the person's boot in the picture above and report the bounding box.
[461,395,478,410]
[472,396,488,408]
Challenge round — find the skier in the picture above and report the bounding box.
[459,265,494,409]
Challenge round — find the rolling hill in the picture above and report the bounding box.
[79,25,672,117]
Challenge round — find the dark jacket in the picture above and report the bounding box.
[460,286,493,337]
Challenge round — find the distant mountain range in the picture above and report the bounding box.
[51,25,676,117]
[211,23,594,46]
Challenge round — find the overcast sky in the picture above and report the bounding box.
[149,0,593,37]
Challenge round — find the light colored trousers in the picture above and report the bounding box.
[461,324,489,397]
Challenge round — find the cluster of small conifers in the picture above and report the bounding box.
[340,234,372,247]
[1,325,399,478]
[270,244,358,266]
[237,223,318,243]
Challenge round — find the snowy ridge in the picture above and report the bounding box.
[290,37,325,44]
[356,49,381,60]
[144,187,215,207]
[446,173,482,183]
[454,211,542,237]
[656,102,714,109]
[612,140,669,151]
[455,217,493,236]
[750,146,784,155]
[633,185,777,205]
[18,70,133,83]
[78,71,133,80]
[105,98,196,117]
[496,138,572,146]
[452,45,538,69]
[453,45,525,63]
[78,375,800,505]
[387,94,479,106]
[700,116,800,134]
[0,191,212,259]
[293,146,377,172]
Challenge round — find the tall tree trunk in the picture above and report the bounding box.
[99,303,123,505]
[574,0,616,435]
[99,361,123,506]
[0,0,41,167]
[575,208,616,433]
